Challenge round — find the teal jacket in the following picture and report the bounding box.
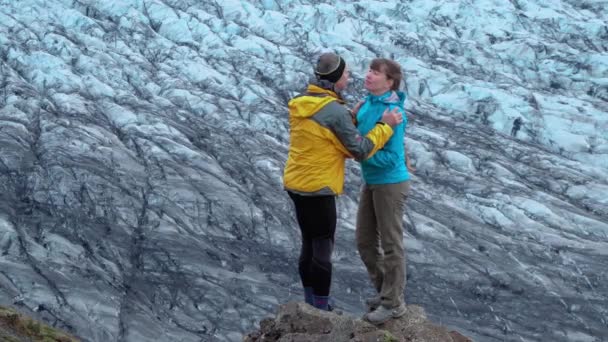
[356,90,410,185]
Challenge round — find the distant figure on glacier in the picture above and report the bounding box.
[283,52,403,311]
[351,58,410,324]
[511,117,523,137]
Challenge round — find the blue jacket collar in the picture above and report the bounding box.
[367,90,406,105]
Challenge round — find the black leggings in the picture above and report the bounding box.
[288,192,336,297]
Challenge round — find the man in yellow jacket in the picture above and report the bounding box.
[283,52,402,310]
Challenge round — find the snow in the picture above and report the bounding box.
[443,150,475,173]
[0,0,607,341]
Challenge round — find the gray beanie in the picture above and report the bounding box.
[314,53,346,83]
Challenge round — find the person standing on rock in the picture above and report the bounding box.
[351,58,411,324]
[283,52,403,311]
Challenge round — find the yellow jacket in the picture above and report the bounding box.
[283,85,394,195]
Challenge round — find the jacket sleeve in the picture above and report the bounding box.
[363,144,400,168]
[363,139,400,168]
[362,108,406,166]
[328,107,394,161]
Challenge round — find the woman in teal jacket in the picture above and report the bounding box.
[354,58,411,324]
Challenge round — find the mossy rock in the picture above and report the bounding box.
[381,330,399,342]
[0,306,79,342]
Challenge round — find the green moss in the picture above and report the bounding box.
[0,333,22,342]
[382,330,399,342]
[0,305,79,342]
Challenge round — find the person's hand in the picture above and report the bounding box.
[380,107,403,127]
[406,157,416,173]
[351,100,364,117]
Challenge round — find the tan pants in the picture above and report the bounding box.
[356,181,410,308]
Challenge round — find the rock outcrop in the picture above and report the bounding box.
[0,305,79,342]
[245,302,473,342]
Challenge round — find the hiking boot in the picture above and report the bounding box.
[364,303,407,324]
[365,295,381,312]
[313,295,329,311]
[304,287,314,305]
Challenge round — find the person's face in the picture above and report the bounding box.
[334,65,350,91]
[364,66,393,94]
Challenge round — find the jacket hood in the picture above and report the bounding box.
[367,90,406,106]
[288,84,342,118]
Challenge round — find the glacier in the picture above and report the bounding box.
[0,0,607,341]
